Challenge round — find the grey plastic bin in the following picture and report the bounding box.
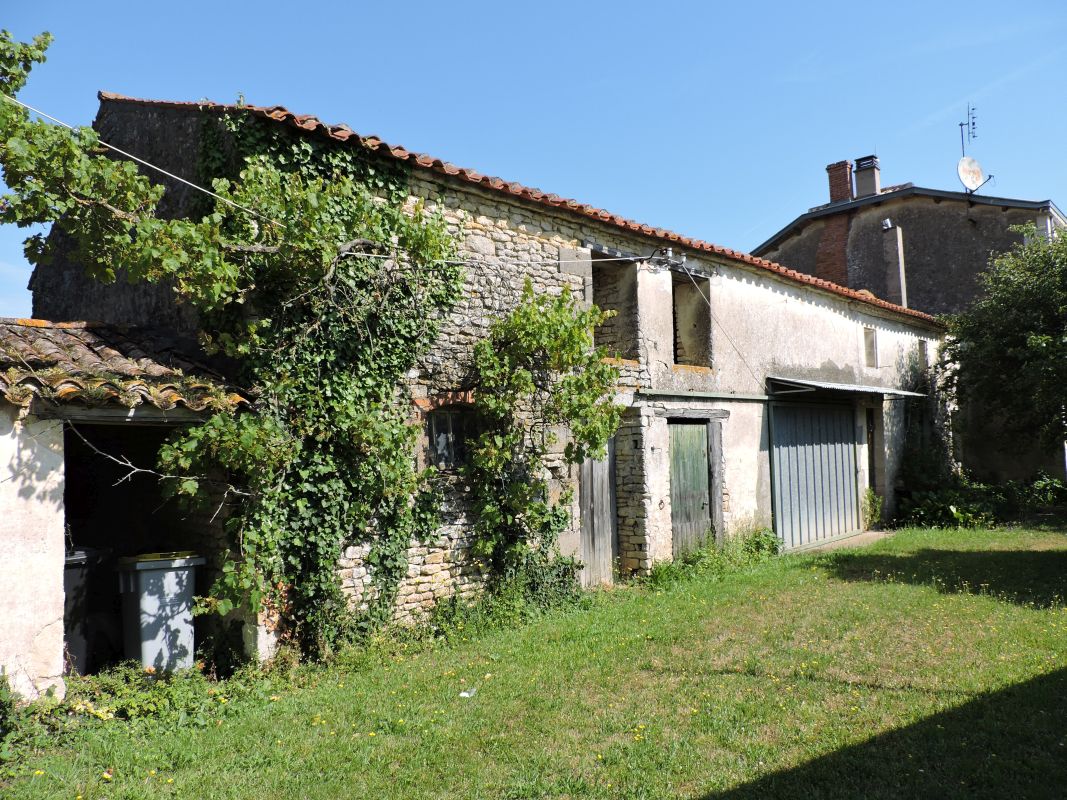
[63,548,91,674]
[118,552,205,671]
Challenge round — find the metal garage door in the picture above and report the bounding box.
[771,404,860,549]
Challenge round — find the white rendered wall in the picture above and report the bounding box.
[0,406,66,699]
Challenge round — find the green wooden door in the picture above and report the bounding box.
[669,422,711,557]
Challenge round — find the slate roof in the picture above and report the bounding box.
[97,92,942,328]
[0,319,244,412]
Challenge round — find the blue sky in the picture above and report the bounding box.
[4,1,1067,317]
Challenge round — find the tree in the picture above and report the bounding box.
[943,225,1067,452]
[0,31,622,652]
[0,30,462,651]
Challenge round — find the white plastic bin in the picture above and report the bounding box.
[118,552,205,671]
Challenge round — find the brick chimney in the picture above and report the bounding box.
[854,155,881,198]
[827,160,854,203]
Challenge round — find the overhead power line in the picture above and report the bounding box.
[1,92,284,229]
[3,93,765,388]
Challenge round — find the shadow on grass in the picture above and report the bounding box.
[704,667,1067,800]
[818,547,1067,607]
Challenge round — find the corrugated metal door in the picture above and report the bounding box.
[579,437,618,586]
[669,423,711,557]
[771,404,860,549]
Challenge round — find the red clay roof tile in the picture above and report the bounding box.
[96,91,940,327]
[0,318,245,411]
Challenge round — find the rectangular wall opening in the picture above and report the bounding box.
[864,327,879,368]
[591,257,639,360]
[62,423,226,676]
[671,271,711,366]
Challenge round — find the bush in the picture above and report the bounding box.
[896,473,1067,528]
[1020,473,1067,507]
[646,528,780,590]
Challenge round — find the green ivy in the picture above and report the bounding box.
[467,280,622,596]
[0,30,623,656]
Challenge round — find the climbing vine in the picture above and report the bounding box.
[0,31,461,653]
[154,148,462,652]
[467,281,622,601]
[0,31,623,653]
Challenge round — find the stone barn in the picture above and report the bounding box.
[6,94,944,696]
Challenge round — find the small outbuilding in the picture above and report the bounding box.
[0,319,242,699]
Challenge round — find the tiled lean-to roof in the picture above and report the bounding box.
[0,319,245,412]
[97,92,942,328]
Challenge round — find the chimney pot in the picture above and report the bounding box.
[854,154,881,198]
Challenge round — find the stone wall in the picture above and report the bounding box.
[30,101,207,343]
[843,197,1040,316]
[338,484,486,619]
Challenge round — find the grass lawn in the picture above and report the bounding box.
[6,524,1066,799]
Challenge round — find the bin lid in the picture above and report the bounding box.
[65,545,111,566]
[118,551,206,570]
[64,549,89,566]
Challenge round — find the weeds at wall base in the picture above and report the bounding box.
[644,528,781,591]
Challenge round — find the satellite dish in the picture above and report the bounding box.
[957,156,985,191]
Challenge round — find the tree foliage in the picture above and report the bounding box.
[468,281,621,590]
[943,225,1067,449]
[0,30,462,652]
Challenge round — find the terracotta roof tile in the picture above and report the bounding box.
[97,92,942,328]
[0,319,245,412]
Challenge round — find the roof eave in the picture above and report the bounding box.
[94,92,939,329]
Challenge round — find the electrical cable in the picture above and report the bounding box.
[4,93,766,389]
[1,92,285,230]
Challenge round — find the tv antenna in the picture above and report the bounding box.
[956,103,992,194]
[959,103,977,157]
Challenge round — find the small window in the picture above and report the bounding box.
[592,256,639,359]
[917,339,929,368]
[671,271,711,366]
[864,327,878,368]
[426,407,471,469]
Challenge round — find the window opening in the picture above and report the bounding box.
[864,327,879,368]
[671,271,711,366]
[591,255,639,359]
[426,407,470,469]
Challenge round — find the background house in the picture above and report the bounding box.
[11,95,942,695]
[753,156,1066,481]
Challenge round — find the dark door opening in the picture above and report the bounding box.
[62,422,220,675]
